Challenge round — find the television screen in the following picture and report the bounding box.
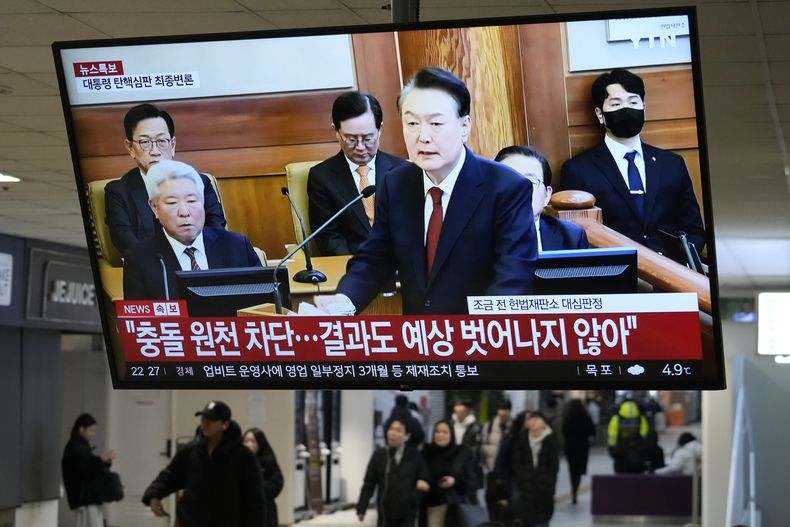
[53,6,725,389]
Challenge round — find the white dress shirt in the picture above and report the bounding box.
[422,148,466,243]
[162,229,208,271]
[343,154,377,190]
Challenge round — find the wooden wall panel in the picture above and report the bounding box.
[396,26,527,158]
[519,23,570,187]
[79,142,340,183]
[565,68,696,126]
[70,92,341,158]
[217,176,293,259]
[69,36,404,257]
[351,32,409,159]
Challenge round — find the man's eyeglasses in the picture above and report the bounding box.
[340,133,378,148]
[131,138,172,151]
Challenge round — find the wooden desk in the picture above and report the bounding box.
[284,256,402,315]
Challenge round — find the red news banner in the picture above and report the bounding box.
[116,293,702,364]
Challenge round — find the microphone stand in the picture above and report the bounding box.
[273,185,375,314]
[281,187,327,284]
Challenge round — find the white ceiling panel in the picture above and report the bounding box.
[699,35,761,63]
[239,0,346,9]
[696,2,756,36]
[0,46,61,74]
[38,0,250,13]
[0,95,62,116]
[759,1,790,34]
[0,131,66,147]
[420,6,549,20]
[0,145,71,160]
[70,12,276,38]
[765,34,790,61]
[701,61,764,86]
[0,0,55,14]
[0,14,108,46]
[0,114,67,132]
[0,72,59,96]
[0,121,26,132]
[257,9,364,28]
[353,8,396,24]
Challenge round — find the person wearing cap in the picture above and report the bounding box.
[61,413,117,527]
[142,401,265,527]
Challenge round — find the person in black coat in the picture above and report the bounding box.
[561,399,596,504]
[243,428,284,527]
[121,160,261,301]
[105,103,226,257]
[142,401,265,527]
[508,411,560,527]
[61,413,117,527]
[357,416,431,527]
[388,394,425,449]
[495,145,590,252]
[420,420,476,527]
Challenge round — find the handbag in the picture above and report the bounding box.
[86,467,125,503]
[454,502,489,527]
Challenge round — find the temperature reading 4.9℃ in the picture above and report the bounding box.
[662,363,692,376]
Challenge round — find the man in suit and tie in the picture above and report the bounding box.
[560,68,705,259]
[123,160,260,300]
[307,91,408,256]
[318,68,537,315]
[496,145,590,251]
[105,103,226,257]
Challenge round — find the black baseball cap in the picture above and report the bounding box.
[195,400,232,422]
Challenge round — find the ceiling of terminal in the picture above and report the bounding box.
[0,0,788,293]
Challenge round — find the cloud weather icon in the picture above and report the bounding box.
[627,365,645,376]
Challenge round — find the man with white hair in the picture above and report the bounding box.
[122,160,261,300]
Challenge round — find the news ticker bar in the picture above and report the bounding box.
[125,360,704,384]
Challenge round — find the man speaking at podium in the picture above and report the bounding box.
[123,160,261,300]
[318,68,537,316]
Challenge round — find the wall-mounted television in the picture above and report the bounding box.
[53,6,725,389]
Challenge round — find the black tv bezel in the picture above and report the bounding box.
[52,6,725,390]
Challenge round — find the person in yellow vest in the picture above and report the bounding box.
[606,399,649,473]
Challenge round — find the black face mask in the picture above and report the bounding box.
[602,107,645,138]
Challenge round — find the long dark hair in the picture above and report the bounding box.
[244,427,275,462]
[70,413,97,439]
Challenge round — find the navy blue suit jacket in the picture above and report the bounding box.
[337,149,538,315]
[540,214,589,251]
[307,150,408,256]
[123,227,260,300]
[105,167,226,257]
[560,141,705,256]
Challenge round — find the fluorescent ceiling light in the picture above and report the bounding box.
[0,173,21,183]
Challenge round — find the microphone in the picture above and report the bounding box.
[156,253,170,301]
[281,186,327,284]
[677,230,699,274]
[273,185,375,314]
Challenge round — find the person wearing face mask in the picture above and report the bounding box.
[560,68,705,259]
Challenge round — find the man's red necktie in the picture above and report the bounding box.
[426,187,443,274]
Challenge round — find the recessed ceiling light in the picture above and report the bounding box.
[0,173,21,183]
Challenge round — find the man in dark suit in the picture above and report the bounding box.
[560,68,705,259]
[105,103,226,258]
[307,91,408,256]
[317,68,537,316]
[496,145,589,251]
[123,160,260,300]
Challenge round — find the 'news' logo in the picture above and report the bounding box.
[73,61,124,77]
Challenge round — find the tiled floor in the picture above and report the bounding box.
[297,424,701,527]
